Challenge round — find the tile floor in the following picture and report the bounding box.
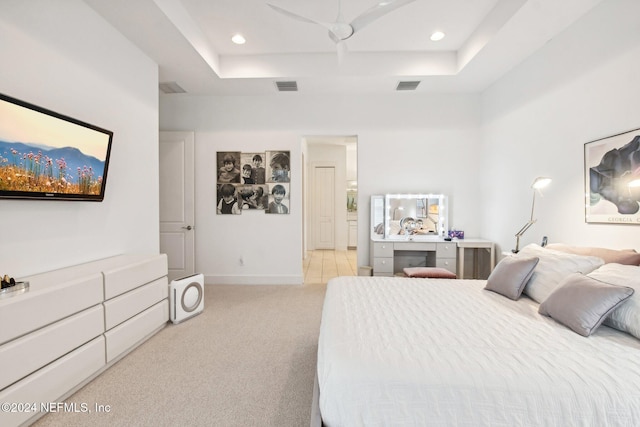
[303,249,358,284]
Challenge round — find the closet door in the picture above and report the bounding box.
[314,166,335,249]
[159,131,195,281]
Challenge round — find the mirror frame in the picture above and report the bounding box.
[371,194,448,240]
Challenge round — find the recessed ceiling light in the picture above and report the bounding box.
[231,34,246,45]
[430,31,445,41]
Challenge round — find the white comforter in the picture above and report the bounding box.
[317,276,640,427]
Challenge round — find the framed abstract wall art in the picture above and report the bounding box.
[584,128,640,224]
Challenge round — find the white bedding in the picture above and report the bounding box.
[317,276,640,426]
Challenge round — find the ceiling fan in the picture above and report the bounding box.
[267,0,417,61]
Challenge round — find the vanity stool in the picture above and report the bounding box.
[403,267,457,279]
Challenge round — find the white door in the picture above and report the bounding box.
[314,166,335,249]
[159,131,195,281]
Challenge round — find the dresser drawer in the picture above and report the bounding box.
[373,242,394,257]
[0,305,104,390]
[436,258,457,274]
[0,274,103,346]
[373,257,394,273]
[104,277,168,330]
[395,242,436,251]
[0,337,105,427]
[105,300,168,363]
[103,254,168,300]
[437,242,457,259]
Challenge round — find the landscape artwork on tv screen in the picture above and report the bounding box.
[0,92,113,201]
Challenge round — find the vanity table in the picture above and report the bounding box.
[370,194,494,278]
[371,237,458,276]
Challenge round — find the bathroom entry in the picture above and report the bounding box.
[304,135,357,252]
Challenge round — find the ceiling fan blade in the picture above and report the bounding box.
[268,3,339,36]
[350,0,417,34]
[267,3,319,25]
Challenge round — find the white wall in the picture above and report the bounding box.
[0,0,160,277]
[160,94,482,280]
[195,130,303,285]
[481,0,640,254]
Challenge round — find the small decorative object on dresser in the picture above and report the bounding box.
[448,230,464,239]
[0,275,29,299]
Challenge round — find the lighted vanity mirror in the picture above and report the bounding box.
[371,194,448,240]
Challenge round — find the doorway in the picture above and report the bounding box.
[302,249,357,284]
[302,135,358,271]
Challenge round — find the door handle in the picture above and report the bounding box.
[182,225,193,231]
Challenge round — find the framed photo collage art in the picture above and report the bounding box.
[216,150,290,215]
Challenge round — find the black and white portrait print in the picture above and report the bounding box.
[217,151,241,184]
[266,183,289,214]
[266,151,290,183]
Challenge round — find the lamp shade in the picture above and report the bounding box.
[532,177,552,189]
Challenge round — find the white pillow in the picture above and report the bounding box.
[588,263,640,339]
[517,244,604,303]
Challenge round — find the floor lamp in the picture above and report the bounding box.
[513,177,552,253]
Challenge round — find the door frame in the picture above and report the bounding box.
[159,131,195,281]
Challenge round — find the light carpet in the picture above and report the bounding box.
[32,282,327,427]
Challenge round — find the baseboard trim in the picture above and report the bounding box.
[204,274,304,285]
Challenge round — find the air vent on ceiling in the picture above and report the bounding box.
[159,81,186,94]
[275,81,298,92]
[396,81,421,91]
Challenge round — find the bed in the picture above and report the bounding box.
[315,244,640,426]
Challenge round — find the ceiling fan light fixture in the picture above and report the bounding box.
[268,0,417,58]
[430,31,445,41]
[231,34,246,44]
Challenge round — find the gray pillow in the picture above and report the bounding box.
[538,273,634,337]
[484,256,539,300]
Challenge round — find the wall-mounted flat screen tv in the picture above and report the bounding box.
[0,92,113,201]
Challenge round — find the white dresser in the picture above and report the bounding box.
[0,254,168,427]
